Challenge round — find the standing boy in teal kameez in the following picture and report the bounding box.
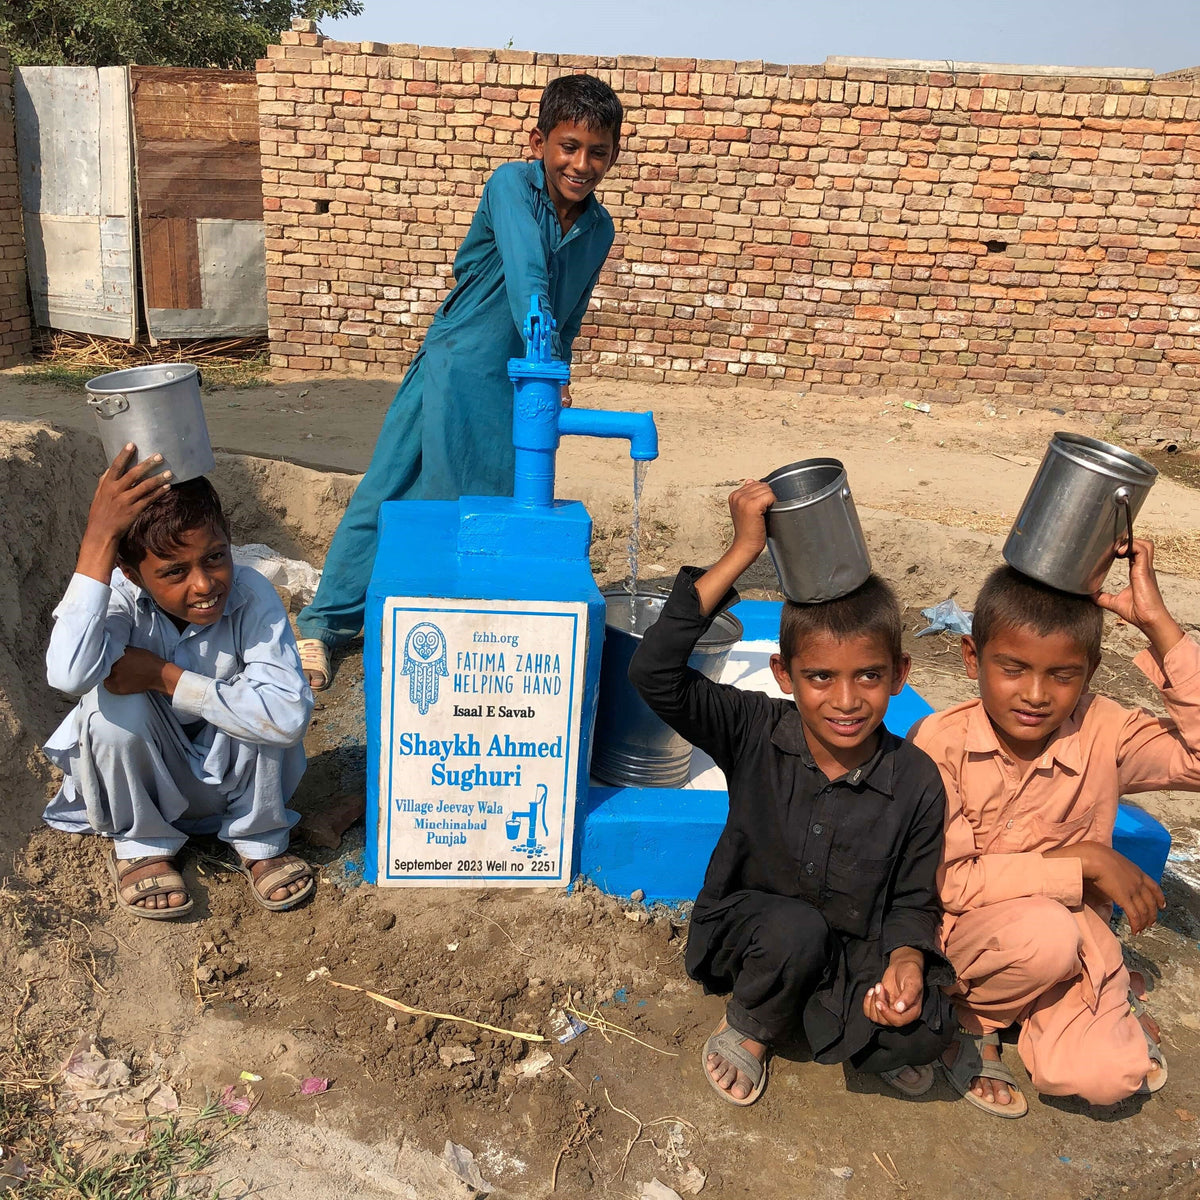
[297,74,624,688]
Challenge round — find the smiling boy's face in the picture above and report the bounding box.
[770,630,909,778]
[963,623,1096,762]
[121,525,233,631]
[529,120,618,219]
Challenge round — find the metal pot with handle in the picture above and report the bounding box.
[1003,433,1158,595]
[86,363,214,483]
[762,458,872,603]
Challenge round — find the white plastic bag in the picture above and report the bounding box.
[233,544,321,605]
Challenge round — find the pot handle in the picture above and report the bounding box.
[1114,487,1135,559]
[86,393,129,419]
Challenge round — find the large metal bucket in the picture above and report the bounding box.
[1003,433,1158,595]
[85,363,214,483]
[592,591,743,788]
[762,458,872,603]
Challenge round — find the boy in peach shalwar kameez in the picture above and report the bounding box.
[913,540,1186,1116]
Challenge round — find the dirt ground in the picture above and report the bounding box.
[1,371,1200,1199]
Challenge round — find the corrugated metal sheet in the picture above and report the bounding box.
[130,68,267,339]
[15,66,137,339]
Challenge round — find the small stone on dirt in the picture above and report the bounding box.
[630,888,645,902]
[441,1041,477,1070]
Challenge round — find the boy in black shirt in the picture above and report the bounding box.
[629,480,953,1105]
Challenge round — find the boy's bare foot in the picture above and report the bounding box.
[705,1019,768,1102]
[239,852,315,911]
[108,850,193,921]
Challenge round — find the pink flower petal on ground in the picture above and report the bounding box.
[219,1085,255,1116]
[300,1076,330,1096]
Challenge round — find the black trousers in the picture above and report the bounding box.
[693,891,949,1072]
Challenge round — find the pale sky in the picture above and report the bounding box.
[324,0,1200,75]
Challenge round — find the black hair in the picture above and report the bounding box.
[972,564,1104,664]
[778,574,903,665]
[117,476,230,567]
[536,73,623,146]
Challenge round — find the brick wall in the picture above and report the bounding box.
[259,29,1200,445]
[0,51,30,367]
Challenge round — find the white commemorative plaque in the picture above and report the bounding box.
[377,597,589,886]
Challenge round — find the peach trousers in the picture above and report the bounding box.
[943,896,1154,1105]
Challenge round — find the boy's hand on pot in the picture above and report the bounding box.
[1094,538,1185,658]
[1082,843,1165,934]
[104,647,181,697]
[77,447,172,581]
[727,479,776,559]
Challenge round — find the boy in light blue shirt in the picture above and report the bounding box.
[295,73,624,689]
[43,447,314,919]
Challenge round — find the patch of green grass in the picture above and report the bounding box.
[20,1102,245,1200]
[194,357,271,390]
[19,356,271,393]
[18,363,99,389]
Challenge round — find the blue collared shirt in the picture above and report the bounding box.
[45,566,313,755]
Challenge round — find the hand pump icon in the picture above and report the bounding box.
[506,784,549,858]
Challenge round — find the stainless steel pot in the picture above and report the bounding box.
[85,363,214,483]
[1003,433,1158,595]
[762,458,872,603]
[591,591,743,788]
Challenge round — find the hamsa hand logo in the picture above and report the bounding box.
[401,621,448,714]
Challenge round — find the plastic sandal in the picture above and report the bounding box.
[233,853,315,912]
[1130,994,1168,1094]
[702,1022,769,1107]
[939,1029,1029,1118]
[297,638,331,691]
[107,847,193,921]
[879,1062,936,1096]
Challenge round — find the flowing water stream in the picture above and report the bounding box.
[625,458,649,593]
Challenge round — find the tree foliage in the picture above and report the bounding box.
[0,0,365,70]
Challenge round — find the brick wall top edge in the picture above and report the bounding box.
[261,38,1200,97]
[825,54,1157,80]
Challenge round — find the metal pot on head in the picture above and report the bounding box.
[1003,433,1158,595]
[86,363,214,483]
[762,458,872,603]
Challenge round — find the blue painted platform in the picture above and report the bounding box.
[577,599,1172,904]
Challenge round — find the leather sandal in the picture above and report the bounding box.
[879,1062,936,1097]
[1131,994,1168,1094]
[702,1022,769,1107]
[234,852,315,912]
[939,1029,1028,1118]
[297,638,331,691]
[107,847,193,921]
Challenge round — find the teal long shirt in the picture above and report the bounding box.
[392,158,614,499]
[295,160,616,642]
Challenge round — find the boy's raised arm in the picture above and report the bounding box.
[47,447,171,696]
[628,482,776,773]
[1094,539,1200,793]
